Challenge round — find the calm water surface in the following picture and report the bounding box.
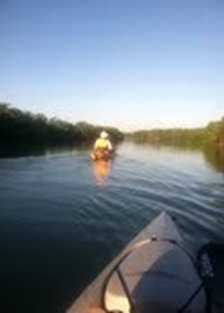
[0,142,224,313]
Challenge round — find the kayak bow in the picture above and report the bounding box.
[67,211,208,313]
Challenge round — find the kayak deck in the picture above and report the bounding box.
[67,211,206,313]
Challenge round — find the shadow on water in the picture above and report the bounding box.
[0,143,92,158]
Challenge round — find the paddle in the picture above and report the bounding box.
[197,243,224,313]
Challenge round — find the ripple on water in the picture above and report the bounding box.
[0,143,224,313]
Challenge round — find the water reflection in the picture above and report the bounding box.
[124,141,224,174]
[92,159,111,183]
[203,146,224,173]
[1,140,224,174]
[0,143,91,158]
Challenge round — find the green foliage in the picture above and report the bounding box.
[0,103,123,150]
[129,128,205,149]
[1,102,222,159]
[127,118,224,150]
[204,119,224,147]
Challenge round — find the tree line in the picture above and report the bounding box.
[127,119,224,150]
[0,103,123,149]
[1,102,223,154]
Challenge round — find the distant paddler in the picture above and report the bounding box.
[91,131,113,161]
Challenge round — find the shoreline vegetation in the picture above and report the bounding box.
[125,117,224,172]
[0,103,123,156]
[126,121,224,150]
[0,103,224,170]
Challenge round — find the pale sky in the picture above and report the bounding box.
[1,0,223,131]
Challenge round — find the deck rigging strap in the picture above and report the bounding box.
[104,237,208,313]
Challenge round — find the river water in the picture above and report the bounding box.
[0,142,223,313]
